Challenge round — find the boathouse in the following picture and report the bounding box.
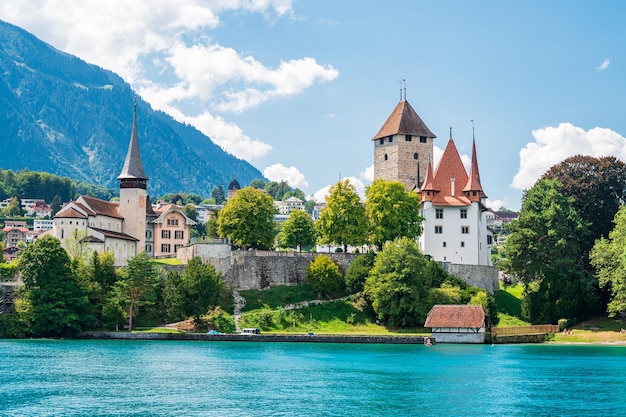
[424,305,490,343]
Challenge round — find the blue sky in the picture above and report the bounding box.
[2,1,626,210]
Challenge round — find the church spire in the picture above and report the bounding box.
[462,139,486,200]
[118,102,148,189]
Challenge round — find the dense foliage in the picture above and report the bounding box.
[18,235,90,337]
[217,187,277,249]
[344,251,376,294]
[276,209,316,251]
[316,179,368,252]
[590,205,626,318]
[502,179,596,323]
[365,179,423,250]
[306,255,345,297]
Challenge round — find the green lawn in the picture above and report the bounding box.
[152,258,183,265]
[494,283,530,327]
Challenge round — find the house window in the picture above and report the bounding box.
[406,135,412,141]
[435,209,443,219]
[162,230,171,239]
[461,241,465,248]
[175,230,184,240]
[461,226,469,234]
[420,136,427,143]
[460,209,467,219]
[388,136,393,143]
[175,244,183,252]
[414,153,418,160]
[146,244,152,253]
[146,230,153,239]
[379,138,384,145]
[487,235,493,245]
[443,242,447,247]
[435,225,443,234]
[161,244,171,253]
[384,154,388,161]
[473,191,477,196]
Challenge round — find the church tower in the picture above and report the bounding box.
[372,93,436,190]
[118,104,148,254]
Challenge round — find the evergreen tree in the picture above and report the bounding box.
[211,186,226,205]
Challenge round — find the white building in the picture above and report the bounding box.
[419,138,493,265]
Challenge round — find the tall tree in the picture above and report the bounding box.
[502,179,596,323]
[316,179,367,252]
[365,179,423,250]
[364,237,432,327]
[542,155,626,251]
[114,252,161,331]
[51,194,62,217]
[18,235,89,337]
[217,187,276,249]
[180,257,225,326]
[590,205,626,318]
[211,186,226,205]
[277,209,316,252]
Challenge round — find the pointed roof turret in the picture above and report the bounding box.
[462,140,487,199]
[419,161,437,202]
[118,104,148,188]
[371,100,436,141]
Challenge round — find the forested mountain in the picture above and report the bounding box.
[0,20,264,198]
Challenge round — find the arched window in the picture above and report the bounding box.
[384,154,388,161]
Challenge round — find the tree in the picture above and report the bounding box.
[316,179,367,252]
[114,252,161,331]
[211,186,226,205]
[51,194,61,217]
[217,187,276,249]
[180,257,225,326]
[590,205,626,318]
[364,237,432,327]
[18,235,89,337]
[185,193,203,205]
[344,251,376,293]
[5,196,22,217]
[277,209,316,252]
[502,179,596,323]
[249,178,267,189]
[365,179,423,250]
[306,255,344,297]
[542,155,626,246]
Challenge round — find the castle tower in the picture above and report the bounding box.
[118,104,148,253]
[372,99,436,190]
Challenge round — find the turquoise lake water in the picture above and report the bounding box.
[1,340,625,416]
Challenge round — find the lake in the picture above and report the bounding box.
[1,339,625,416]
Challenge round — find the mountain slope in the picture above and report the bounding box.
[0,20,264,197]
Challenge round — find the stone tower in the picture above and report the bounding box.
[372,99,436,190]
[118,104,148,253]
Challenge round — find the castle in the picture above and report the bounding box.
[372,98,493,266]
[50,105,196,266]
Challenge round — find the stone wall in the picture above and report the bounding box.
[179,243,499,293]
[443,263,500,294]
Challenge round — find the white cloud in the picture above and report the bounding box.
[183,111,272,161]
[486,199,504,211]
[312,177,366,203]
[511,122,626,190]
[0,0,339,163]
[597,59,610,71]
[360,165,374,182]
[263,164,309,189]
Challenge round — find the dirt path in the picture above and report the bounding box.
[233,289,246,333]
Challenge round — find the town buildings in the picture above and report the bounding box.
[373,98,493,266]
[50,106,195,266]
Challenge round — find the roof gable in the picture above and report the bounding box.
[430,139,470,206]
[424,305,486,328]
[372,100,436,140]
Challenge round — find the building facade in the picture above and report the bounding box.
[373,99,492,266]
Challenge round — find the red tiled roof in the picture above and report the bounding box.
[2,226,29,233]
[372,100,436,140]
[424,305,486,328]
[462,140,487,198]
[429,139,470,206]
[78,196,122,219]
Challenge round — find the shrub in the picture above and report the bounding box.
[344,251,376,294]
[306,255,344,297]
